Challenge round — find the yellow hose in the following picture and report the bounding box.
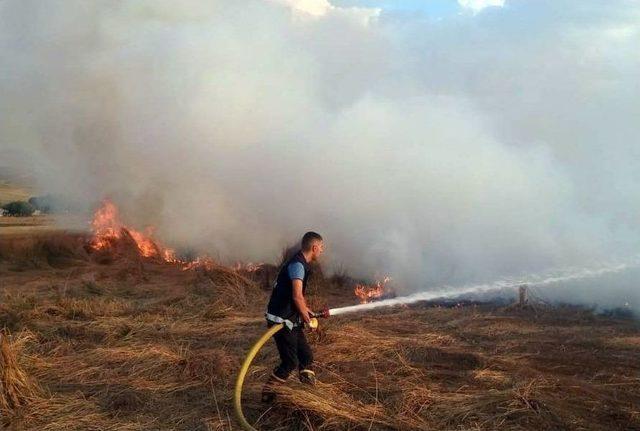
[233,323,284,431]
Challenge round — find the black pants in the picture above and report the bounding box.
[271,324,313,380]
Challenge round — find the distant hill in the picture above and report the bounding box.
[0,164,37,205]
[0,180,32,206]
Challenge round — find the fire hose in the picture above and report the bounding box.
[233,308,330,431]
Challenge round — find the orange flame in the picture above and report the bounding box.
[182,256,216,271]
[354,276,391,304]
[89,200,270,273]
[90,200,121,250]
[234,261,264,273]
[88,199,178,263]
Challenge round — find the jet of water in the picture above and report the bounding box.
[329,256,640,316]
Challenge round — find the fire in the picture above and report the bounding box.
[182,256,216,271]
[234,262,264,273]
[90,200,121,250]
[88,199,178,263]
[354,276,391,304]
[87,200,288,274]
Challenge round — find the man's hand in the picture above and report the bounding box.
[292,280,312,324]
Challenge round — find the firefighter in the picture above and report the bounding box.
[261,231,325,402]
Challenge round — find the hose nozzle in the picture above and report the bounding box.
[311,306,330,319]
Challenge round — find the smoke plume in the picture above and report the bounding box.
[1,0,639,308]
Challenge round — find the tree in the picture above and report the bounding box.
[2,201,36,216]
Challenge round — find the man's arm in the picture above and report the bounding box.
[292,280,312,324]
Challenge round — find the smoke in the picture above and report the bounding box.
[1,1,639,308]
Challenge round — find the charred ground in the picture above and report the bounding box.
[0,233,638,430]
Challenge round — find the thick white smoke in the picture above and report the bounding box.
[1,1,638,308]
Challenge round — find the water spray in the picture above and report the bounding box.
[329,257,640,316]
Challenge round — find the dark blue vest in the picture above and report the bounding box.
[266,251,310,321]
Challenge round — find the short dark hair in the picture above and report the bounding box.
[301,231,323,251]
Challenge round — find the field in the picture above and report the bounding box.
[0,216,59,236]
[0,233,639,431]
[0,180,52,236]
[0,180,87,236]
[0,215,87,237]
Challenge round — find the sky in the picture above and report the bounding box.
[1,0,639,309]
[332,0,502,16]
[333,0,458,15]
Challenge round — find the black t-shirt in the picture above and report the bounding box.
[266,251,310,321]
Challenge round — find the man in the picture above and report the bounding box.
[262,231,325,402]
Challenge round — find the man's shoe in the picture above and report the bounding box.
[299,369,316,386]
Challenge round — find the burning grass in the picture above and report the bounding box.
[0,230,638,430]
[354,276,392,304]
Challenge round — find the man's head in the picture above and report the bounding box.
[301,231,324,262]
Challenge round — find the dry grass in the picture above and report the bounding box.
[0,217,63,237]
[0,331,41,426]
[0,233,89,269]
[0,234,638,430]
